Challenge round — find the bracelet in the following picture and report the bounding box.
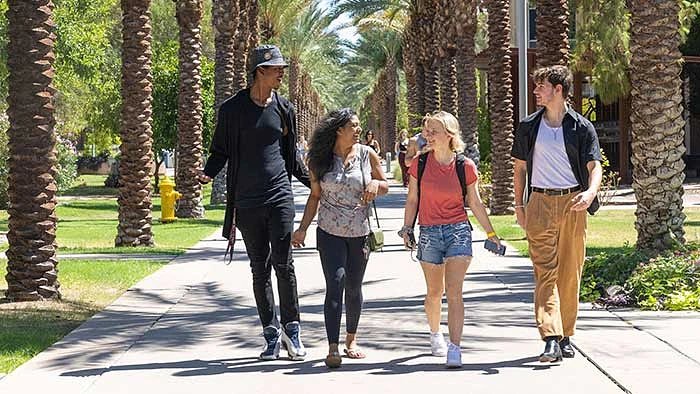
[398,226,414,237]
[486,231,497,238]
[514,204,524,208]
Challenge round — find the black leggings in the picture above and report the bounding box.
[316,228,370,345]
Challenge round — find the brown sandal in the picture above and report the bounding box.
[325,351,342,368]
[344,347,366,359]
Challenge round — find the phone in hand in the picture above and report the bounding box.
[406,232,416,250]
[484,239,506,255]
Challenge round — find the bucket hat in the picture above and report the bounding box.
[249,45,288,72]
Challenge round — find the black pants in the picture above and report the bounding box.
[316,228,370,345]
[236,200,299,329]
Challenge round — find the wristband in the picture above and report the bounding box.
[486,231,497,238]
[514,204,524,208]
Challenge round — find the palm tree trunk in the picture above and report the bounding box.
[419,1,440,113]
[210,0,237,205]
[246,0,259,83]
[232,0,249,91]
[535,0,570,68]
[439,55,458,115]
[456,11,479,166]
[486,0,515,215]
[403,18,422,131]
[288,57,300,111]
[384,56,399,156]
[116,0,155,247]
[423,60,441,113]
[629,0,686,251]
[5,0,60,301]
[175,0,205,218]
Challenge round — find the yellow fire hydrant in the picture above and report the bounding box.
[159,176,181,223]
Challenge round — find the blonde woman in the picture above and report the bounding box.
[399,111,502,368]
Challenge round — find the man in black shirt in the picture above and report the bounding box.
[199,45,310,361]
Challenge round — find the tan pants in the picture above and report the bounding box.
[526,191,587,340]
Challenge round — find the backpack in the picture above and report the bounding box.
[411,152,471,228]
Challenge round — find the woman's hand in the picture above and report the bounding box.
[362,179,379,204]
[398,226,416,250]
[291,229,306,248]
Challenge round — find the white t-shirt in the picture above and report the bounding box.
[530,119,579,189]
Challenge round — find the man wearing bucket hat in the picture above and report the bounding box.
[199,45,311,361]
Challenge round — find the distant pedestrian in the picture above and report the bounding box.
[292,109,389,368]
[297,133,308,163]
[395,129,409,187]
[364,130,381,155]
[511,65,602,363]
[399,111,503,368]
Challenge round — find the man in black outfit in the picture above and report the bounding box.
[198,45,310,361]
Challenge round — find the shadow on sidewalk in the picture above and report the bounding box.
[61,354,556,378]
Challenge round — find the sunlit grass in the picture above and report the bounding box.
[0,258,167,373]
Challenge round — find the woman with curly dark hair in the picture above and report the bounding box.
[292,108,388,368]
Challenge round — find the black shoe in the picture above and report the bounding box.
[560,337,575,358]
[539,337,562,363]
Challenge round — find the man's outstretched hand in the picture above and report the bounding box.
[197,170,212,184]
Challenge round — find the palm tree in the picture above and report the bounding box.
[116,0,155,247]
[246,0,260,78]
[279,2,335,120]
[210,0,237,204]
[403,17,423,130]
[628,0,686,251]
[419,0,440,112]
[454,0,479,165]
[437,1,459,116]
[4,0,60,301]
[175,0,205,218]
[258,0,310,43]
[536,0,570,67]
[486,0,514,215]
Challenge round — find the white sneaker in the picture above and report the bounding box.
[446,342,462,368]
[430,333,447,356]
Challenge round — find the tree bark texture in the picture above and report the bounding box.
[5,0,61,301]
[628,0,686,251]
[175,0,205,218]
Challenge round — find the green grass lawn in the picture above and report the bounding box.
[1,176,225,254]
[0,258,167,374]
[485,207,700,257]
[61,174,118,197]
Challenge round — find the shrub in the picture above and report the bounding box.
[627,244,700,310]
[581,246,645,303]
[76,152,110,171]
[55,135,78,194]
[584,243,700,310]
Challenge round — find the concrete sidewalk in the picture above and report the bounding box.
[2,182,700,393]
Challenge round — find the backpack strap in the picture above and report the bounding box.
[411,152,429,228]
[455,153,468,205]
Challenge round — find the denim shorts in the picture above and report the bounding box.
[417,221,473,264]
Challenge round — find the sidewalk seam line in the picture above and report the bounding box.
[572,343,632,394]
[610,310,700,367]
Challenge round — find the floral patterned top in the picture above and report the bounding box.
[318,144,372,238]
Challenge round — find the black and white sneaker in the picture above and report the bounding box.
[260,325,281,360]
[281,321,307,361]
